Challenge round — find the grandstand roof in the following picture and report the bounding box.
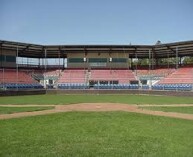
[1,40,193,59]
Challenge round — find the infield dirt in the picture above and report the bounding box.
[1,103,193,120]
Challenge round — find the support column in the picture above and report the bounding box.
[63,58,65,69]
[16,45,19,91]
[0,44,2,68]
[38,58,40,68]
[176,47,178,69]
[167,53,170,69]
[128,53,130,69]
[44,48,47,71]
[61,50,65,70]
[179,57,182,67]
[135,53,138,75]
[44,48,47,88]
[27,57,29,67]
[152,49,154,70]
[58,50,61,70]
[155,58,158,68]
[131,58,133,70]
[84,48,87,70]
[149,49,152,89]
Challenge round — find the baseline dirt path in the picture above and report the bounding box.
[1,103,193,120]
[0,105,55,107]
[137,104,193,107]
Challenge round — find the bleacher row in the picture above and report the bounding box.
[93,84,140,89]
[1,68,193,91]
[58,83,192,91]
[0,83,43,89]
[0,69,43,89]
[152,84,192,91]
[58,83,89,89]
[58,83,142,90]
[57,69,136,84]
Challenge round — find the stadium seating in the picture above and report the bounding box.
[58,83,89,89]
[31,70,60,79]
[58,70,87,83]
[152,84,192,91]
[158,68,193,84]
[90,70,136,84]
[0,69,43,89]
[0,69,38,84]
[137,68,175,78]
[43,70,61,77]
[93,84,139,90]
[0,83,43,90]
[1,68,193,91]
[57,69,138,89]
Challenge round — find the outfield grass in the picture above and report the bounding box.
[140,106,193,114]
[0,94,193,105]
[0,112,193,157]
[0,106,54,114]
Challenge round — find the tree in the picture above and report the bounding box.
[182,56,193,64]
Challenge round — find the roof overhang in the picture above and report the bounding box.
[1,40,193,58]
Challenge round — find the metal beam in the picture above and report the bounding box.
[176,47,178,69]
[166,46,176,54]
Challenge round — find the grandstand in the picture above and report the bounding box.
[58,70,86,84]
[158,68,193,84]
[0,40,193,91]
[89,69,136,84]
[0,69,43,89]
[0,69,35,84]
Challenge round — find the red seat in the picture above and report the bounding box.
[158,68,193,84]
[0,69,38,84]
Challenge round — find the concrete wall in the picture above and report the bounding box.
[0,89,46,97]
[1,89,193,97]
[47,89,193,97]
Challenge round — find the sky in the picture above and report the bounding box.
[0,0,193,45]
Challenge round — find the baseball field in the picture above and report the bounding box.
[0,94,193,156]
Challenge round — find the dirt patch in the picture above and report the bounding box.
[137,104,193,107]
[55,103,137,112]
[1,103,193,120]
[0,105,55,107]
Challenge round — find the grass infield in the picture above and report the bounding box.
[0,112,193,157]
[0,94,193,105]
[140,106,193,114]
[0,106,54,114]
[0,94,193,156]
